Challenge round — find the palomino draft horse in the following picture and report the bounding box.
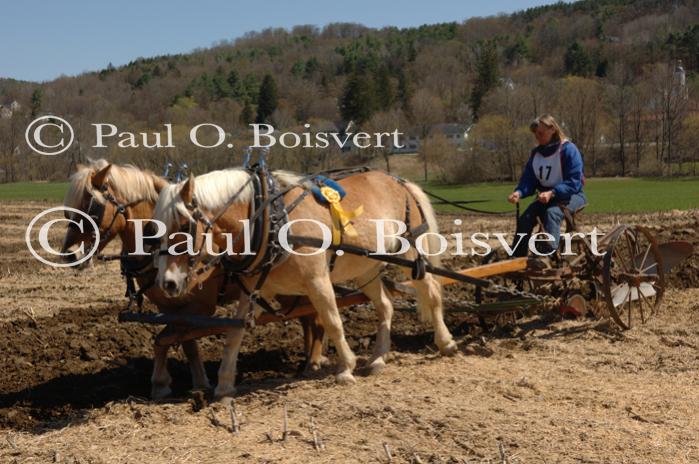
[153,166,458,395]
[61,160,242,398]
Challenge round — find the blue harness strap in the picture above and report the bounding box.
[310,175,346,204]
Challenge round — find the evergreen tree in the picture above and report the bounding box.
[470,40,499,120]
[339,72,377,124]
[291,61,304,78]
[227,70,245,100]
[256,74,278,123]
[564,42,593,76]
[240,100,255,125]
[505,36,528,66]
[407,40,417,62]
[375,66,394,110]
[397,69,413,112]
[304,57,320,79]
[30,89,43,118]
[243,74,260,102]
[212,66,231,100]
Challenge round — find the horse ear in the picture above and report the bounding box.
[180,175,194,204]
[91,164,112,188]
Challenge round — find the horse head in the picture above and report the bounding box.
[61,159,165,268]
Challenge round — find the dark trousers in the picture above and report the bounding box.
[512,192,587,257]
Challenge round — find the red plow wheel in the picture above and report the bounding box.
[602,225,665,330]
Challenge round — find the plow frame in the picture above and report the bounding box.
[118,222,691,344]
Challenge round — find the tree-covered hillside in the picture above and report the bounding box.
[1,0,698,182]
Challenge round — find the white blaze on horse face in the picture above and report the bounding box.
[157,237,190,297]
[162,264,189,297]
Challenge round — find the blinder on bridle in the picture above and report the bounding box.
[64,185,111,238]
[86,185,112,225]
[72,183,145,247]
[155,201,206,268]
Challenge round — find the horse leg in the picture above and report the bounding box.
[358,272,394,375]
[181,339,210,390]
[151,343,172,399]
[305,275,357,384]
[300,314,328,375]
[300,314,314,374]
[410,272,458,356]
[214,302,247,399]
[309,315,328,368]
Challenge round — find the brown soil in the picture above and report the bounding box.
[0,201,697,463]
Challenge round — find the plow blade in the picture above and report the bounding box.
[631,241,693,275]
[611,282,657,307]
[657,241,694,273]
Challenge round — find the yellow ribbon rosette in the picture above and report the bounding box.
[319,185,364,245]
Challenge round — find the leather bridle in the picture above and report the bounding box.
[69,184,149,249]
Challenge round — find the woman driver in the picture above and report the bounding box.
[507,114,587,257]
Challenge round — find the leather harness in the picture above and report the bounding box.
[154,165,432,323]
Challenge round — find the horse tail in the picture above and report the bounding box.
[402,181,441,268]
[401,181,443,325]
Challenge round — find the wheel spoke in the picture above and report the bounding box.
[625,233,640,264]
[639,289,653,318]
[638,244,651,271]
[627,288,632,328]
[615,244,632,274]
[637,289,645,324]
[640,263,658,274]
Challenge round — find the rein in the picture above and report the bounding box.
[83,183,157,310]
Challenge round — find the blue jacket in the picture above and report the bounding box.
[514,140,585,201]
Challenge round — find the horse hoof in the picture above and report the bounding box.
[298,362,321,378]
[439,340,458,356]
[151,385,172,400]
[214,386,236,400]
[305,361,323,373]
[336,370,356,385]
[367,358,386,375]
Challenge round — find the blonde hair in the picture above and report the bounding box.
[530,114,567,143]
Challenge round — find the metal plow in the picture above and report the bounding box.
[119,223,693,346]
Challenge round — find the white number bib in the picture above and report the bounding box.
[531,143,564,188]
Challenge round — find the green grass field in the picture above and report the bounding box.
[0,178,697,213]
[0,182,69,202]
[423,177,699,214]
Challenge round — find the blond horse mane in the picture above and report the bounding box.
[153,168,305,230]
[64,159,164,209]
